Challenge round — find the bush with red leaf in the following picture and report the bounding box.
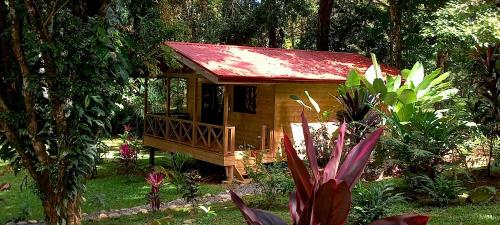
[230,112,430,225]
[146,172,165,211]
[118,142,137,173]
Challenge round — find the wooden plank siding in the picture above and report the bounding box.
[228,84,276,150]
[273,83,342,157]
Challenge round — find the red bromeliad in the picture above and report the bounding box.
[230,112,430,225]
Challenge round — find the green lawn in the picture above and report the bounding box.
[0,146,225,224]
[82,194,500,225]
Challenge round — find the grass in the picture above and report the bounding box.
[0,140,226,224]
[81,195,500,225]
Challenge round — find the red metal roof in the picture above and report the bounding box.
[165,42,399,83]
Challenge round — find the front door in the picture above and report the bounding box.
[201,84,224,125]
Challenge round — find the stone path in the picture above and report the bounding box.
[7,183,259,225]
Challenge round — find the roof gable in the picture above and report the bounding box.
[165,42,399,83]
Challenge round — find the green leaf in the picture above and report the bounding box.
[84,96,90,109]
[365,65,377,84]
[406,62,424,87]
[417,68,441,91]
[383,92,398,105]
[395,103,415,122]
[429,72,450,88]
[345,70,361,87]
[90,96,104,106]
[370,53,383,79]
[305,91,320,113]
[373,78,387,95]
[398,89,417,104]
[290,95,311,110]
[401,69,411,79]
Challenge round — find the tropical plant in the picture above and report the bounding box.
[350,182,407,225]
[247,162,294,208]
[347,55,467,177]
[346,54,457,122]
[118,143,138,174]
[290,91,334,166]
[470,44,500,176]
[164,153,195,193]
[182,170,202,204]
[146,172,165,211]
[416,174,465,207]
[336,84,381,145]
[230,113,429,225]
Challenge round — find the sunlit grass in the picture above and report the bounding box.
[0,142,225,224]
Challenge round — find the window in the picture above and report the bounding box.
[233,85,256,114]
[169,78,188,115]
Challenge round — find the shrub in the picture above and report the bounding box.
[118,142,138,173]
[117,124,141,173]
[416,174,465,207]
[350,182,407,225]
[181,170,201,204]
[247,162,294,208]
[163,153,195,193]
[230,113,429,225]
[146,172,165,211]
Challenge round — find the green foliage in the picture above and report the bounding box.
[416,174,465,207]
[181,170,201,204]
[247,162,294,208]
[350,182,407,225]
[468,186,497,204]
[346,56,469,177]
[156,152,195,194]
[336,85,381,144]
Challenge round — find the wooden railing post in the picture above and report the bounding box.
[224,126,235,156]
[192,122,196,147]
[260,125,267,150]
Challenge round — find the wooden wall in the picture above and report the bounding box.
[228,84,276,149]
[273,83,342,157]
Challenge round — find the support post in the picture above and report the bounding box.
[149,147,155,168]
[166,78,171,117]
[143,74,149,139]
[225,166,234,183]
[223,84,230,155]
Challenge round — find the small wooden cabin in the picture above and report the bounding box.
[143,42,398,182]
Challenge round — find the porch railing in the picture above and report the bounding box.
[144,114,235,155]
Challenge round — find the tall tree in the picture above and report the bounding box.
[388,0,402,68]
[0,1,170,224]
[317,0,334,50]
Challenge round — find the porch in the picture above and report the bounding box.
[142,72,275,181]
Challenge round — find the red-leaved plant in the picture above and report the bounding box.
[230,112,430,225]
[119,143,137,173]
[146,172,165,211]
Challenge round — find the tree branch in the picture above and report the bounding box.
[43,0,71,28]
[24,0,68,138]
[0,95,40,180]
[8,0,50,164]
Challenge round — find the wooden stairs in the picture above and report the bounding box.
[225,150,276,184]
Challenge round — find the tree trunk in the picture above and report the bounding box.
[317,0,334,51]
[42,192,82,225]
[389,0,402,68]
[436,50,448,71]
[487,137,493,177]
[268,26,278,48]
